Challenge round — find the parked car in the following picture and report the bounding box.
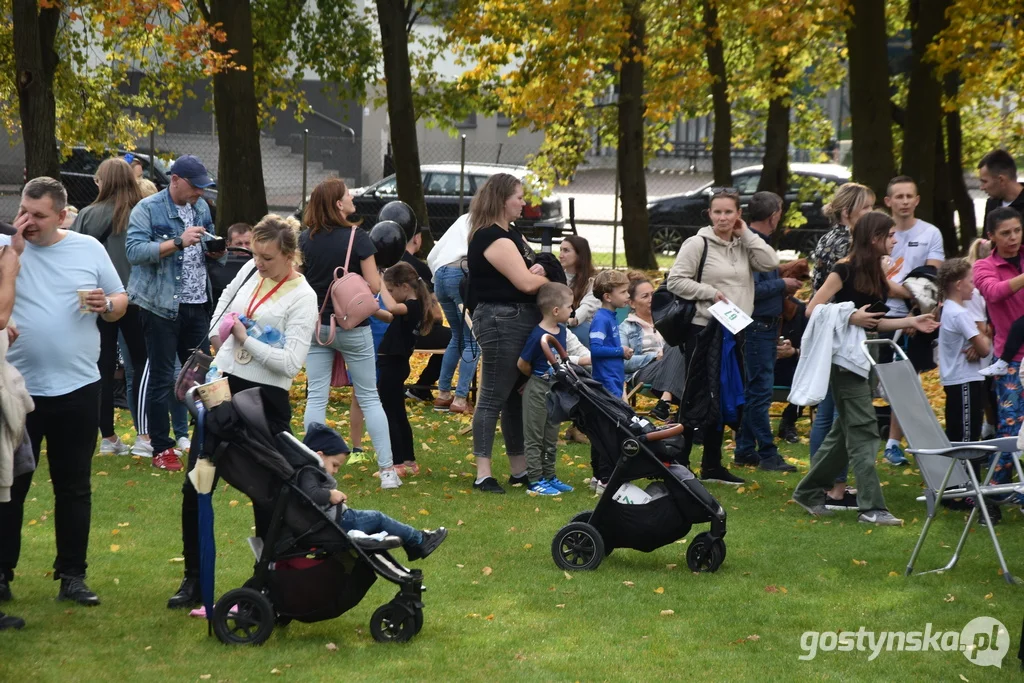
[56,147,218,217]
[646,163,850,255]
[345,163,568,243]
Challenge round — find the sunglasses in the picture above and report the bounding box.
[710,186,738,195]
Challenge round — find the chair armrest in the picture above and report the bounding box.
[963,437,1019,453]
[907,444,1000,459]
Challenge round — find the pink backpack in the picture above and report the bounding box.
[315,227,380,345]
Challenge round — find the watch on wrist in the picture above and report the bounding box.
[105,297,114,313]
[174,236,184,251]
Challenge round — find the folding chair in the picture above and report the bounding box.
[864,339,1024,585]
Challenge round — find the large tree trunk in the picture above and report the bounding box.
[13,0,60,180]
[757,62,790,200]
[617,0,656,270]
[945,74,976,249]
[376,0,430,242]
[702,0,731,187]
[932,126,956,255]
[846,0,894,201]
[900,0,951,227]
[207,0,267,235]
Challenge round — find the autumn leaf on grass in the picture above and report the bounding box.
[111,529,119,535]
[622,581,635,588]
[229,500,239,507]
[523,543,533,549]
[326,642,338,651]
[653,586,664,594]
[983,592,994,601]
[944,594,956,602]
[110,544,120,552]
[563,571,573,580]
[852,559,867,567]
[555,604,565,608]
[418,509,430,516]
[482,566,493,576]
[660,610,675,616]
[888,571,899,577]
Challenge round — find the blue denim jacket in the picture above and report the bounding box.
[619,316,659,376]
[125,189,219,320]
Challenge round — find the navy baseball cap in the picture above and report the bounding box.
[169,154,215,188]
[0,221,15,236]
[303,423,349,456]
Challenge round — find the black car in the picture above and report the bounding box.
[347,163,567,243]
[647,163,850,255]
[58,147,218,216]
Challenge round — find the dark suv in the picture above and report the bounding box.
[348,163,567,243]
[647,163,850,254]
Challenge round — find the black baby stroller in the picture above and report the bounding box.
[191,386,426,645]
[541,336,728,573]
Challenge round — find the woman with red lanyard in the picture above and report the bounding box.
[169,214,317,610]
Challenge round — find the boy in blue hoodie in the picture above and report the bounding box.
[589,269,633,398]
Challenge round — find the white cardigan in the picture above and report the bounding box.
[209,261,318,391]
[787,302,870,406]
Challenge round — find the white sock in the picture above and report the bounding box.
[475,477,488,485]
[886,439,900,451]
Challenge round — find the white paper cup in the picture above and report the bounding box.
[197,377,232,409]
[77,289,93,313]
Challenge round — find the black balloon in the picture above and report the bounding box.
[369,220,406,268]
[378,201,418,241]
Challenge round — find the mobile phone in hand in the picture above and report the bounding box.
[205,237,226,253]
[866,301,890,315]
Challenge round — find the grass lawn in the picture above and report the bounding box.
[1,374,1022,682]
[588,252,677,270]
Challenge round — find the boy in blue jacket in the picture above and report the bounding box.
[589,269,633,398]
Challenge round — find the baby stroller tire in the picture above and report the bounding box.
[686,533,724,573]
[552,522,605,571]
[570,510,593,524]
[212,587,275,646]
[370,602,420,643]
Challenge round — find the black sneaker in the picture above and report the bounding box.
[700,466,745,486]
[406,528,448,561]
[473,477,505,494]
[0,573,11,602]
[57,575,100,606]
[0,611,24,630]
[649,400,672,422]
[778,424,800,444]
[508,473,529,487]
[758,456,797,472]
[405,387,434,403]
[824,491,858,511]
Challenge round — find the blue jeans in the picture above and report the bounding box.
[434,265,478,398]
[139,304,210,454]
[304,324,394,469]
[809,387,847,484]
[735,322,780,461]
[340,508,422,546]
[118,333,188,438]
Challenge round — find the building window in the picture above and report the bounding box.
[496,112,511,128]
[455,113,477,129]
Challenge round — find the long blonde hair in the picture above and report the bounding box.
[467,173,522,243]
[95,158,143,235]
[823,182,875,227]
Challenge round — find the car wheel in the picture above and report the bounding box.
[650,225,685,256]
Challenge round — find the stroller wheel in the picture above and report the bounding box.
[551,522,605,571]
[570,510,593,524]
[686,533,724,573]
[211,587,275,646]
[370,603,418,643]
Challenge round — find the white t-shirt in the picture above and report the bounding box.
[938,299,984,386]
[885,219,945,316]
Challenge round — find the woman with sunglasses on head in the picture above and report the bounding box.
[666,189,779,487]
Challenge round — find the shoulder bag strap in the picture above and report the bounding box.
[342,226,357,276]
[97,224,114,245]
[316,227,360,346]
[695,236,709,283]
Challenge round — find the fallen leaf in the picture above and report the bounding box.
[555,604,565,608]
[747,634,760,641]
[110,544,120,552]
[96,471,108,476]
[482,566,493,576]
[959,675,969,682]
[168,557,185,563]
[144,646,152,651]
[111,529,119,535]
[765,585,779,593]
[983,592,994,600]
[484,614,495,621]
[888,571,899,577]
[271,669,282,675]
[200,676,211,680]
[736,486,746,494]
[27,519,37,526]
[326,642,338,651]
[660,609,675,616]
[944,594,956,603]
[523,543,532,549]
[466,613,480,618]
[563,571,573,580]
[229,500,239,507]
[622,581,635,588]
[864,529,872,535]
[666,563,677,570]
[457,520,464,526]
[456,564,465,568]
[852,559,868,567]
[653,586,664,594]
[418,509,430,516]
[118,522,130,527]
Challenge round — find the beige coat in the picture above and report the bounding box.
[0,323,33,502]
[666,226,779,327]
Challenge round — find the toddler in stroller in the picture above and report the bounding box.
[197,388,436,645]
[540,336,728,573]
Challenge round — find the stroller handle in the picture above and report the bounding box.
[642,423,684,442]
[540,333,569,365]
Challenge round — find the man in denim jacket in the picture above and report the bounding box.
[126,155,222,483]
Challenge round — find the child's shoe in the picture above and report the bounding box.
[979,359,1010,377]
[380,468,403,489]
[99,436,131,456]
[406,528,448,561]
[547,477,574,493]
[527,480,560,496]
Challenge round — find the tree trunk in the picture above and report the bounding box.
[376,0,430,240]
[845,0,894,201]
[208,0,267,235]
[757,62,790,199]
[900,0,951,226]
[945,74,976,248]
[12,0,60,180]
[702,0,731,186]
[932,126,956,255]
[618,0,656,270]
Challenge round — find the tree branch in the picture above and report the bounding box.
[195,0,211,24]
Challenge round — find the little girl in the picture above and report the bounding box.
[377,262,438,476]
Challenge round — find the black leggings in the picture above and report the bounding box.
[378,354,415,463]
[413,325,452,387]
[98,305,147,437]
[1000,316,1024,363]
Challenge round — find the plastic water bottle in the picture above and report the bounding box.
[260,325,285,348]
[207,362,220,380]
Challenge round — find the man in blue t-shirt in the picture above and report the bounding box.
[0,177,127,608]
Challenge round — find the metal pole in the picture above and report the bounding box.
[459,134,467,215]
[495,142,503,164]
[612,171,620,269]
[301,129,309,212]
[149,129,156,180]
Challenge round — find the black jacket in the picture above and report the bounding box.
[680,322,723,430]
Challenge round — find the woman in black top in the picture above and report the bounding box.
[467,174,549,493]
[793,211,936,525]
[299,177,402,490]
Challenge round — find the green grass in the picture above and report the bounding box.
[1,390,1022,682]
[588,252,676,270]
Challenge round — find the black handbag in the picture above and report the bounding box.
[652,236,709,347]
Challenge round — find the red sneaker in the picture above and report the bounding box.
[153,448,183,471]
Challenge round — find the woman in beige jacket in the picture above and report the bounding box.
[666,190,779,486]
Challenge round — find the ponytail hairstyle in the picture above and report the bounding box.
[822,182,875,227]
[383,261,438,335]
[965,237,992,264]
[847,210,893,300]
[562,234,595,307]
[626,269,651,300]
[253,213,302,267]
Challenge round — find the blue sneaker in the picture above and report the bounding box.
[546,477,574,493]
[884,444,909,466]
[527,480,560,496]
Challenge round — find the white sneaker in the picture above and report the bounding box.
[131,438,154,458]
[858,510,903,526]
[979,359,1009,377]
[99,437,131,456]
[176,436,191,452]
[380,468,403,490]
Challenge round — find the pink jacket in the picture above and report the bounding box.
[973,253,1024,361]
